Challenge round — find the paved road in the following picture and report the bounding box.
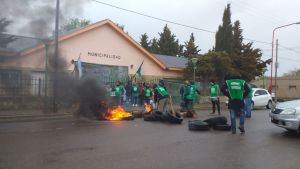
[1,109,300,169]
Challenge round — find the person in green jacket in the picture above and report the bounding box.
[184,81,200,117]
[114,81,125,106]
[143,83,153,104]
[221,74,250,134]
[132,82,139,107]
[209,81,221,115]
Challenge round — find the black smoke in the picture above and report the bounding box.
[0,0,90,38]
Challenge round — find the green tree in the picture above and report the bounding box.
[183,33,200,58]
[140,33,151,51]
[0,18,15,48]
[59,18,91,33]
[184,51,233,83]
[157,24,181,56]
[215,4,233,54]
[150,38,159,53]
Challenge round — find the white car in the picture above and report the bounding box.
[251,88,273,109]
[269,99,300,132]
[225,88,273,109]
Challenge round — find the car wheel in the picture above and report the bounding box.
[266,100,272,109]
[251,102,254,110]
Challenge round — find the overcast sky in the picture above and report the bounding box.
[79,0,300,77]
[5,0,299,76]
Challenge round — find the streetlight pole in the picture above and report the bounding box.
[191,58,198,82]
[269,21,300,95]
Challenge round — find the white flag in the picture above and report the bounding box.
[77,56,82,79]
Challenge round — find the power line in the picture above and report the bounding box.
[92,0,274,46]
[91,0,215,33]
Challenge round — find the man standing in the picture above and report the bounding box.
[153,80,169,113]
[115,81,125,106]
[180,80,189,111]
[184,81,200,117]
[244,83,253,118]
[143,83,153,104]
[221,74,250,134]
[209,81,221,115]
[132,82,139,107]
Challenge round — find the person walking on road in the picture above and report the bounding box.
[209,81,221,115]
[244,83,253,118]
[221,74,250,134]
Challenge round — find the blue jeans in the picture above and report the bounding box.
[229,108,245,130]
[244,98,252,117]
[133,96,138,105]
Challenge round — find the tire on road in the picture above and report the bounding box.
[132,110,143,118]
[213,124,231,131]
[188,120,210,131]
[166,111,183,124]
[151,110,167,122]
[204,116,227,127]
[143,113,157,121]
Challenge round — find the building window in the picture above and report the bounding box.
[0,70,21,87]
[289,85,297,90]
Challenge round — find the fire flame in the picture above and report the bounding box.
[144,103,152,113]
[105,105,133,121]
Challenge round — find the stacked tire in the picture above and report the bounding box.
[188,120,210,131]
[203,116,231,131]
[143,110,183,124]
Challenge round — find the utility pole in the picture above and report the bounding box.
[53,0,60,112]
[274,39,279,103]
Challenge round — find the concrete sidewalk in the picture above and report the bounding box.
[0,109,73,123]
[0,102,228,123]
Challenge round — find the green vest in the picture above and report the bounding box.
[186,85,196,100]
[226,79,245,100]
[132,85,139,96]
[209,84,219,97]
[156,85,168,97]
[115,85,123,96]
[144,88,152,98]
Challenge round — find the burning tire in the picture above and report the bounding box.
[203,116,227,127]
[143,113,157,121]
[132,110,143,118]
[151,110,167,122]
[166,111,183,124]
[188,120,210,131]
[213,124,231,131]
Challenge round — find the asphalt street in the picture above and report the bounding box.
[1,109,300,169]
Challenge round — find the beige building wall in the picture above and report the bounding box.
[253,77,300,99]
[2,20,182,79]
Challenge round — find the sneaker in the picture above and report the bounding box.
[231,129,236,134]
[238,126,245,133]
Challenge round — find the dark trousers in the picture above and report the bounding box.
[211,99,220,113]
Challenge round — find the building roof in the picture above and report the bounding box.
[6,36,42,53]
[153,54,188,69]
[3,19,186,71]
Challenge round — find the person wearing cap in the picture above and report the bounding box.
[221,74,250,134]
[209,80,221,115]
